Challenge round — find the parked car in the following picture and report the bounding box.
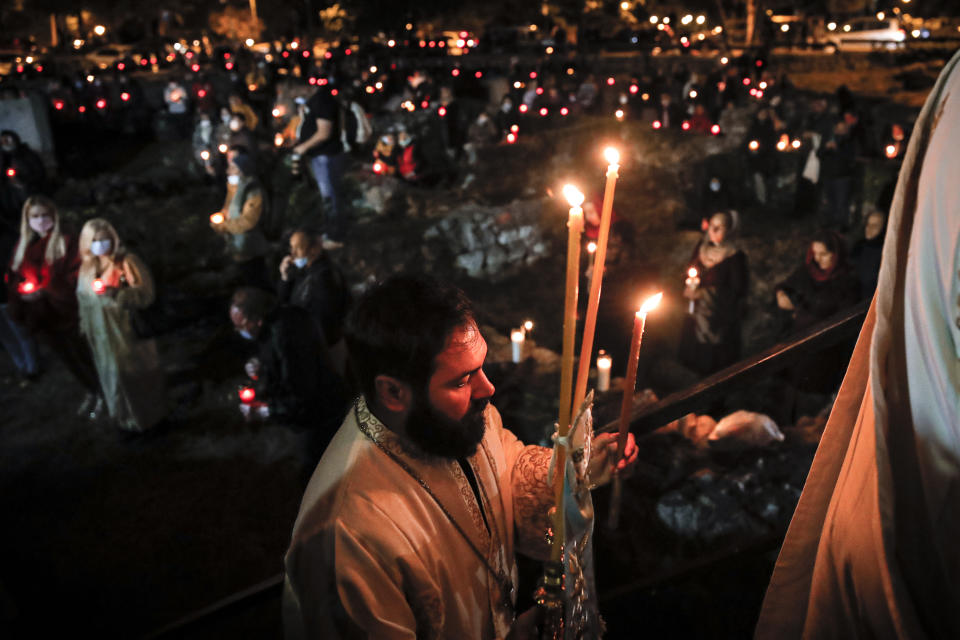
[824,17,906,52]
[85,44,134,70]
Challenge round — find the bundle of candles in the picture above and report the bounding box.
[549,146,663,565]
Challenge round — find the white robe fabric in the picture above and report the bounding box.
[756,49,960,638]
[283,397,554,640]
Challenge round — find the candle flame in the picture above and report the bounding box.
[92,278,105,294]
[687,267,698,278]
[604,147,620,165]
[562,184,584,208]
[587,241,597,254]
[523,320,534,331]
[511,329,525,342]
[638,292,663,316]
[597,353,612,368]
[210,212,224,224]
[239,387,256,403]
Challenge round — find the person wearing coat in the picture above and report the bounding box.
[76,218,165,432]
[210,153,270,289]
[678,210,749,376]
[5,196,100,414]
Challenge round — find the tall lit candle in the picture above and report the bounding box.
[609,292,662,529]
[596,350,612,392]
[572,147,620,417]
[511,329,524,363]
[551,184,585,564]
[616,292,662,459]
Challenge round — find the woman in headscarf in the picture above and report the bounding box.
[849,209,887,300]
[678,210,749,375]
[76,218,165,432]
[5,196,101,414]
[774,229,860,335]
[774,229,860,395]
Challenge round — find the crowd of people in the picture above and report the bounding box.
[2,25,952,640]
[678,208,884,383]
[0,40,906,433]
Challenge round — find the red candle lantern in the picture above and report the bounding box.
[91,278,106,295]
[239,387,256,404]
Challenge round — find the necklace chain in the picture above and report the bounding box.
[354,404,516,614]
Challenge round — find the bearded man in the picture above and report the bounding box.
[283,275,637,639]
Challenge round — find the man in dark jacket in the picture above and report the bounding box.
[230,287,348,435]
[277,228,351,374]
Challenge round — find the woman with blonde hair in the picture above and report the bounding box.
[77,218,165,432]
[5,196,101,413]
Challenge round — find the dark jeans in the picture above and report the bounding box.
[308,153,347,241]
[821,176,852,228]
[0,304,39,376]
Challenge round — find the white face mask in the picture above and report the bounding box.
[227,174,241,186]
[90,239,112,256]
[293,256,308,268]
[29,216,54,235]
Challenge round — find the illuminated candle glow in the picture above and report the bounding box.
[511,329,524,363]
[238,387,256,404]
[210,212,225,225]
[596,350,612,392]
[617,293,662,459]
[685,267,700,313]
[91,278,106,295]
[572,147,619,417]
[551,184,585,564]
[18,281,36,294]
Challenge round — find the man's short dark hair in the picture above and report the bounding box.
[231,287,275,323]
[345,275,475,401]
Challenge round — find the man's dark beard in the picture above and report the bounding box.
[405,393,489,459]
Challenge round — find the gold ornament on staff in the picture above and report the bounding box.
[608,292,662,530]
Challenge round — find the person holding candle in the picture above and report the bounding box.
[678,210,749,376]
[283,275,638,640]
[76,218,165,433]
[5,196,101,415]
[210,153,270,289]
[230,287,348,438]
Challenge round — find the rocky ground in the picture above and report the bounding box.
[0,59,923,636]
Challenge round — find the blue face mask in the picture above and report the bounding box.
[293,256,309,268]
[238,329,254,341]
